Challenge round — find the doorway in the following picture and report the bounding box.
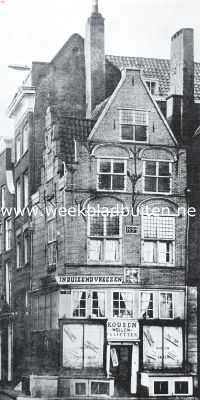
[110,345,132,395]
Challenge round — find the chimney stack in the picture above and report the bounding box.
[85,0,106,118]
[167,29,194,143]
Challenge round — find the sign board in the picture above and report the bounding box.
[125,226,138,234]
[56,275,123,285]
[107,319,139,341]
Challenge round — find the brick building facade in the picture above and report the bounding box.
[1,1,200,399]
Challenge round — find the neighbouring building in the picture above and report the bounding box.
[2,1,200,399]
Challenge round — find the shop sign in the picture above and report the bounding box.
[56,275,123,285]
[107,319,139,341]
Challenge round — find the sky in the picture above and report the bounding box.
[0,0,200,137]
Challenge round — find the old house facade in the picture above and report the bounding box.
[2,1,200,399]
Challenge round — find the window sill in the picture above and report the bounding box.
[96,188,127,194]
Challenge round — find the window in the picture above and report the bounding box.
[72,290,105,318]
[23,172,29,207]
[1,185,5,208]
[143,325,183,369]
[146,80,158,95]
[0,223,3,254]
[97,159,126,191]
[143,160,172,193]
[5,262,12,305]
[159,293,173,319]
[46,153,54,181]
[91,382,109,395]
[22,122,29,154]
[174,381,189,395]
[47,219,57,267]
[142,216,175,265]
[120,109,148,142]
[75,383,86,396]
[16,179,21,212]
[16,135,21,162]
[16,233,22,269]
[88,214,121,263]
[154,381,168,395]
[112,291,133,318]
[32,292,58,331]
[5,218,12,250]
[63,324,104,369]
[23,232,29,265]
[140,292,154,319]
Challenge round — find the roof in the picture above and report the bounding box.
[106,55,200,101]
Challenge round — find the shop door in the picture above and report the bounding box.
[110,346,131,394]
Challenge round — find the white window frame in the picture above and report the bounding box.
[22,122,29,155]
[119,108,149,143]
[5,218,12,251]
[16,135,21,163]
[111,290,134,319]
[97,158,127,192]
[5,263,12,305]
[47,218,57,266]
[87,213,122,264]
[145,79,159,96]
[16,179,21,213]
[141,216,175,266]
[143,159,172,195]
[159,292,174,320]
[139,291,154,319]
[23,232,28,265]
[23,172,29,208]
[1,186,5,209]
[71,290,106,319]
[16,231,22,269]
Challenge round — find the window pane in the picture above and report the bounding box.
[159,162,170,176]
[121,125,134,140]
[92,292,105,318]
[143,326,162,369]
[144,177,157,192]
[140,292,154,319]
[98,175,111,190]
[158,242,173,264]
[135,125,147,141]
[143,216,157,239]
[104,240,120,262]
[145,161,156,176]
[84,325,104,368]
[154,382,168,395]
[106,216,119,236]
[63,324,83,369]
[112,175,125,190]
[72,291,87,317]
[113,162,124,173]
[89,240,103,261]
[160,293,173,319]
[158,177,170,193]
[113,292,133,318]
[90,216,104,236]
[157,217,175,240]
[99,161,111,173]
[143,241,156,263]
[164,327,183,368]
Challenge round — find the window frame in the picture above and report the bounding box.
[97,158,127,193]
[139,291,154,319]
[47,218,57,267]
[23,171,29,208]
[159,292,174,320]
[119,108,149,143]
[22,121,29,155]
[23,231,29,265]
[16,231,22,269]
[1,185,6,209]
[16,178,21,213]
[141,215,175,266]
[71,290,106,319]
[111,290,134,319]
[16,134,21,163]
[5,218,12,251]
[143,159,172,195]
[87,213,122,264]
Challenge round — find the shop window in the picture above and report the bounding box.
[140,292,154,319]
[120,109,148,142]
[72,290,105,318]
[31,291,58,331]
[174,381,188,395]
[97,159,126,192]
[159,293,173,319]
[143,325,183,370]
[88,214,121,263]
[142,216,175,265]
[143,160,172,193]
[91,381,109,395]
[112,291,133,318]
[63,323,104,369]
[154,381,168,395]
[5,218,12,251]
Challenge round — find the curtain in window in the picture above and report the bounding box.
[72,291,85,316]
[160,293,173,318]
[97,292,105,317]
[121,293,132,317]
[140,292,151,318]
[143,241,156,263]
[89,240,102,261]
[158,242,168,263]
[105,240,119,261]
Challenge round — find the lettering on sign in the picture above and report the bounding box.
[56,275,123,285]
[107,319,139,341]
[125,226,138,234]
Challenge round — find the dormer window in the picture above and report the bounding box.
[120,109,148,142]
[146,80,159,95]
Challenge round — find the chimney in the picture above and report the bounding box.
[167,28,194,143]
[85,0,106,118]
